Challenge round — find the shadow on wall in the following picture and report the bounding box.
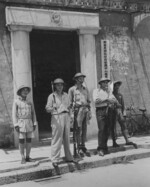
[0,122,14,148]
[132,16,150,113]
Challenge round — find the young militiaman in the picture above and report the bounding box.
[12,85,37,164]
[68,73,91,157]
[111,80,137,148]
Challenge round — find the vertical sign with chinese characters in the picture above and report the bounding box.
[101,40,110,78]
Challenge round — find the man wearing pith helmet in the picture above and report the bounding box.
[45,78,75,167]
[93,77,119,156]
[68,73,91,157]
[111,80,137,148]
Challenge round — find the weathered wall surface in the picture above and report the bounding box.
[1,0,150,146]
[131,16,150,113]
[96,11,150,114]
[0,2,14,147]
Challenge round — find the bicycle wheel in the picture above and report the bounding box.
[126,119,133,137]
[141,116,150,134]
[126,118,138,137]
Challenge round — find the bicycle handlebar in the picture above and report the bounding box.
[126,104,147,113]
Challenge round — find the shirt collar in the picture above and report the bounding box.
[54,91,64,96]
[18,96,27,101]
[99,88,109,93]
[75,84,85,90]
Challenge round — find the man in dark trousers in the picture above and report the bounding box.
[93,78,119,156]
[111,80,137,148]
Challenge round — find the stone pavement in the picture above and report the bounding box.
[0,135,150,185]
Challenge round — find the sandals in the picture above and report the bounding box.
[26,157,34,162]
[21,158,26,164]
[79,150,85,157]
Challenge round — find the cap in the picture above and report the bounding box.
[17,85,31,96]
[114,80,122,86]
[53,78,64,84]
[73,72,86,80]
[98,77,111,84]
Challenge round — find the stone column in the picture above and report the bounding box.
[9,25,32,96]
[8,25,39,147]
[78,27,99,140]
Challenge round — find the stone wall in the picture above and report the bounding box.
[97,11,150,114]
[1,1,150,147]
[131,15,150,113]
[0,2,14,147]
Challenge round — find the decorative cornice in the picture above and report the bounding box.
[4,0,150,13]
[6,7,99,30]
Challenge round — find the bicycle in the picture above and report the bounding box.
[125,105,150,137]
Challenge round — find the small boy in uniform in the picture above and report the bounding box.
[12,85,37,164]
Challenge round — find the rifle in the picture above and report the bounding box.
[73,109,77,157]
[72,107,79,158]
[51,81,61,125]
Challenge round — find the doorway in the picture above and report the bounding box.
[30,30,80,140]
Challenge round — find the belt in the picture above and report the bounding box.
[53,111,69,115]
[18,117,31,119]
[61,111,69,114]
[74,105,89,109]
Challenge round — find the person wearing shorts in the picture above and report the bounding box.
[12,85,37,164]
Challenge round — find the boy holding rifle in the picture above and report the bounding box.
[68,73,91,157]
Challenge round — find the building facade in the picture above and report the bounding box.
[0,0,150,147]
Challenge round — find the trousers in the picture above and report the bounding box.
[51,113,73,163]
[75,107,88,150]
[96,107,113,150]
[111,108,128,142]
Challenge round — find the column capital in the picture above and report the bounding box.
[7,25,33,32]
[78,27,100,35]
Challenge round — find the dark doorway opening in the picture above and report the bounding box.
[30,30,80,140]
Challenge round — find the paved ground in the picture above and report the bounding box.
[2,157,150,187]
[0,135,150,185]
[1,135,150,171]
[39,157,150,187]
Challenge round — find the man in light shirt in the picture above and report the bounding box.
[45,78,74,167]
[93,78,119,156]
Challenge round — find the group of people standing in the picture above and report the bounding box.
[93,77,137,157]
[45,73,92,166]
[12,72,137,165]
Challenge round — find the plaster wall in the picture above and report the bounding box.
[0,3,14,147]
[97,12,150,114]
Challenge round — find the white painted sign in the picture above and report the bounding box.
[101,40,110,78]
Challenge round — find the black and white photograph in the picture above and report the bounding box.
[0,0,150,187]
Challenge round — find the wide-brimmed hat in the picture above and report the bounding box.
[53,78,64,84]
[114,80,122,86]
[73,73,86,80]
[17,85,31,96]
[98,77,111,84]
